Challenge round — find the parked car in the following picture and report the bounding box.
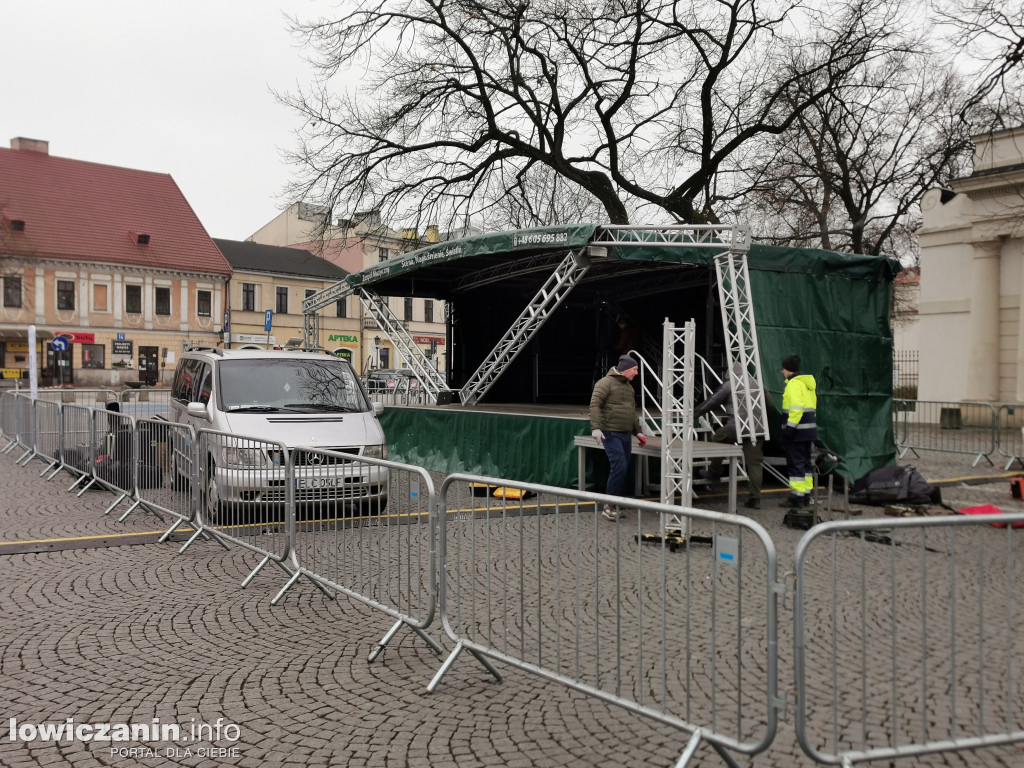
[168,348,388,517]
[365,369,421,392]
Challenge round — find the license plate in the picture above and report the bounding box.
[296,476,341,489]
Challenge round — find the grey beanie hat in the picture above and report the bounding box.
[616,355,639,372]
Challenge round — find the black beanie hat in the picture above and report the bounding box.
[782,354,801,373]
[616,355,639,372]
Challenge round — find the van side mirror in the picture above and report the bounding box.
[186,402,210,420]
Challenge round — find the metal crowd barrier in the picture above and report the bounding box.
[995,404,1024,471]
[0,391,18,452]
[13,393,36,465]
[77,408,139,516]
[430,473,780,768]
[36,388,117,407]
[61,404,97,491]
[190,429,329,597]
[793,515,1024,766]
[121,418,192,534]
[276,447,442,660]
[362,381,431,407]
[118,387,172,418]
[893,400,997,466]
[32,399,63,478]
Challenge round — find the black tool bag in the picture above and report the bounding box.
[850,465,942,506]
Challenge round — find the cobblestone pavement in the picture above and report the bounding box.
[1,444,1023,768]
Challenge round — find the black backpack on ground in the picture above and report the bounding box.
[850,465,942,506]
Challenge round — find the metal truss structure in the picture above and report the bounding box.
[460,249,592,406]
[303,311,320,350]
[714,252,769,441]
[298,225,765,462]
[591,222,751,250]
[660,320,697,520]
[358,288,448,398]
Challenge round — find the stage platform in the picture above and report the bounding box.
[378,401,595,489]
[377,402,739,502]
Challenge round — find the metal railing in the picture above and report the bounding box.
[276,446,443,660]
[32,398,63,478]
[794,514,1024,766]
[117,387,172,418]
[995,404,1024,471]
[893,400,998,466]
[188,429,320,593]
[429,473,780,767]
[4,389,1024,767]
[61,404,98,491]
[12,393,37,465]
[80,409,140,516]
[362,379,432,406]
[132,418,197,540]
[0,392,17,453]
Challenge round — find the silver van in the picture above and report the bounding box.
[168,347,387,513]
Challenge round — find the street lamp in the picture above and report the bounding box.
[374,335,381,369]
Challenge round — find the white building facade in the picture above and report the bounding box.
[917,126,1024,403]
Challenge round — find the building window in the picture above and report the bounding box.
[3,276,21,308]
[276,286,288,314]
[336,297,347,318]
[424,300,434,324]
[404,297,413,321]
[155,287,171,316]
[57,280,75,311]
[197,290,212,317]
[81,343,105,369]
[379,247,390,262]
[241,283,255,312]
[125,284,142,314]
[93,284,108,312]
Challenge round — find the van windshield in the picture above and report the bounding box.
[219,358,368,413]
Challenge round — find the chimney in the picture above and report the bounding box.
[401,228,418,240]
[425,225,440,243]
[10,137,49,154]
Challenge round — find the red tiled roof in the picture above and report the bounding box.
[0,145,232,275]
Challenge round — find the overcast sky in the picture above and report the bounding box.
[1,1,328,241]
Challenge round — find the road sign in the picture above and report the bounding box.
[51,337,69,352]
[264,309,273,332]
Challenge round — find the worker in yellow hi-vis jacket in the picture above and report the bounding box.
[779,354,818,509]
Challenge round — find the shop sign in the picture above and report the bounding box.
[56,331,96,344]
[235,333,276,345]
[327,334,359,345]
[412,335,444,346]
[111,339,134,369]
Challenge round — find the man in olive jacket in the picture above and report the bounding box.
[590,355,647,521]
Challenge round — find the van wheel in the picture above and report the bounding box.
[202,460,222,522]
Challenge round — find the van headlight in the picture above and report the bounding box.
[223,446,266,468]
[363,444,387,460]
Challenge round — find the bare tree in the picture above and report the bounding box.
[280,0,909,231]
[729,47,974,260]
[934,0,1024,129]
[475,163,607,230]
